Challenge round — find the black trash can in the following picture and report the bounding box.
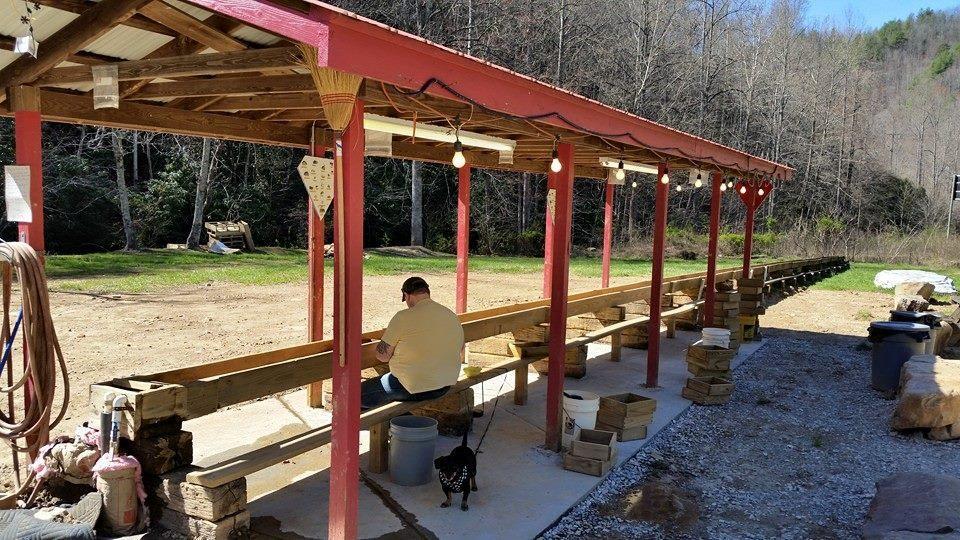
[890,311,943,354]
[867,321,930,397]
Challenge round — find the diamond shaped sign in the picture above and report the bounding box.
[298,155,334,218]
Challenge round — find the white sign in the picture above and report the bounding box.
[4,166,32,223]
[297,156,334,218]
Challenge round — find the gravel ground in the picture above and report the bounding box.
[541,326,960,539]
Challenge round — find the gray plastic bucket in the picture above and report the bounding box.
[868,321,930,397]
[388,415,439,486]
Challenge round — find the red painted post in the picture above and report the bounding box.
[542,171,557,298]
[307,143,326,341]
[601,181,614,288]
[703,171,722,327]
[456,165,471,314]
[742,180,756,279]
[645,163,669,388]
[545,142,574,451]
[328,100,364,540]
[11,90,45,255]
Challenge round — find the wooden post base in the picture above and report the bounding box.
[514,366,528,405]
[368,421,389,474]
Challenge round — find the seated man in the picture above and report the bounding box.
[361,276,465,409]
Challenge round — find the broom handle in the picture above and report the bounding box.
[335,137,346,368]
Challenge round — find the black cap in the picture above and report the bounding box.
[401,276,430,300]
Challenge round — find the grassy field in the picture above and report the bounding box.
[811,261,960,294]
[45,248,761,294]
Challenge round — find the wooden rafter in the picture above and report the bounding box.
[0,0,155,90]
[0,34,123,66]
[138,1,246,52]
[35,47,301,86]
[129,74,315,99]
[30,0,177,37]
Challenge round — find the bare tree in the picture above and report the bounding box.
[187,138,217,249]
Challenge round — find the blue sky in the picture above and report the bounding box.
[805,0,960,29]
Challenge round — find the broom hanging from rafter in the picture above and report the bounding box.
[299,44,363,368]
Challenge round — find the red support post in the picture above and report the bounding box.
[601,181,614,288]
[742,181,756,279]
[703,171,723,327]
[545,142,574,451]
[10,87,45,255]
[328,100,364,540]
[456,165,471,314]
[645,163,670,388]
[542,171,557,298]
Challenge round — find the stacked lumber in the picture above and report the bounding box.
[712,291,741,350]
[155,467,249,540]
[686,341,735,378]
[204,221,254,251]
[622,302,651,348]
[596,393,656,441]
[562,428,618,476]
[568,307,626,344]
[468,328,588,379]
[738,277,766,316]
[682,376,734,405]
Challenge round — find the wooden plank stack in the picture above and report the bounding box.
[686,340,736,378]
[596,393,656,441]
[738,276,766,317]
[562,428,618,476]
[154,467,249,540]
[712,290,741,350]
[682,376,734,405]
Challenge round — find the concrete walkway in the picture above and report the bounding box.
[184,330,763,539]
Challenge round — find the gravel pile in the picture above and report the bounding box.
[541,331,960,539]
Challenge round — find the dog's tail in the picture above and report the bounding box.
[461,428,469,448]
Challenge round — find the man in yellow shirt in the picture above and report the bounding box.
[361,277,465,409]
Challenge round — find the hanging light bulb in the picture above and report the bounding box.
[727,180,734,188]
[694,178,703,188]
[676,184,683,192]
[615,160,626,181]
[631,181,638,188]
[660,173,670,185]
[720,183,727,192]
[549,148,562,173]
[758,188,765,196]
[452,139,466,169]
[739,185,747,194]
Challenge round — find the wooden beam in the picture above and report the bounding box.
[31,0,178,37]
[203,93,321,111]
[0,34,122,66]
[138,1,246,52]
[35,90,308,147]
[35,47,301,86]
[390,141,607,179]
[130,74,314,99]
[0,0,155,89]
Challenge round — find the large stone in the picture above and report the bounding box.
[894,294,930,312]
[892,355,960,431]
[863,472,960,539]
[894,281,935,300]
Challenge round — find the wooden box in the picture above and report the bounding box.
[738,277,765,287]
[686,364,730,378]
[571,428,618,461]
[686,376,734,396]
[562,451,612,477]
[715,291,741,302]
[681,387,731,405]
[598,393,656,429]
[687,342,735,362]
[595,420,647,442]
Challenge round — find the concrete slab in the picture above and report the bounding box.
[180,330,763,539]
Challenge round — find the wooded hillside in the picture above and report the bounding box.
[1,1,958,259]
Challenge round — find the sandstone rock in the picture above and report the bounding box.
[928,423,960,441]
[892,356,960,431]
[894,281,935,300]
[863,472,960,539]
[894,294,930,312]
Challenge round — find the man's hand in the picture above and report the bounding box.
[376,340,396,363]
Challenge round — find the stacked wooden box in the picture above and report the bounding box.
[686,341,736,378]
[682,376,734,405]
[712,291,741,350]
[468,325,588,378]
[738,277,765,341]
[155,467,249,540]
[562,428,618,476]
[596,393,656,441]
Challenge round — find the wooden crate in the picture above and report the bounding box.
[687,342,735,362]
[686,364,730,378]
[595,420,648,442]
[715,291,741,302]
[738,277,765,287]
[686,376,734,396]
[598,393,656,429]
[570,428,618,461]
[682,387,731,405]
[531,346,587,379]
[562,451,612,477]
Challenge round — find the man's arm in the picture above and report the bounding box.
[376,339,396,363]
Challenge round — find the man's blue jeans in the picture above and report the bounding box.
[360,372,450,409]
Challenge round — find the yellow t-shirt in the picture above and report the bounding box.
[381,298,464,394]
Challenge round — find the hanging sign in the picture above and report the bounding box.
[546,188,557,220]
[92,64,120,109]
[4,166,32,223]
[14,35,37,58]
[297,155,334,218]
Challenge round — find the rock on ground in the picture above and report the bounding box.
[894,282,935,300]
[862,472,960,539]
[893,355,960,434]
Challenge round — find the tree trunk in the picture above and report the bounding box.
[111,131,138,251]
[187,138,214,250]
[410,160,423,246]
[132,131,139,184]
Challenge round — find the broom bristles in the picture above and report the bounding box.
[299,44,362,133]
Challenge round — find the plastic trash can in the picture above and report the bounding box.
[388,416,439,486]
[890,311,943,354]
[561,390,599,448]
[867,321,930,396]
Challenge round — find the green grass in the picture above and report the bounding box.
[811,261,960,294]
[45,248,763,294]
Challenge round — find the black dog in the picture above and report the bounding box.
[434,430,478,511]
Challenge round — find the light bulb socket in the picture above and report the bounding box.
[454,140,463,153]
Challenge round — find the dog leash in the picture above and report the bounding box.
[472,371,509,454]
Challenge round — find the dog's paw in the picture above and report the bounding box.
[471,486,478,492]
[440,501,451,508]
[460,503,469,511]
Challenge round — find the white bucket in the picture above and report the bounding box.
[702,327,731,348]
[561,390,600,448]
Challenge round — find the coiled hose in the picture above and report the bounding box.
[0,242,69,505]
